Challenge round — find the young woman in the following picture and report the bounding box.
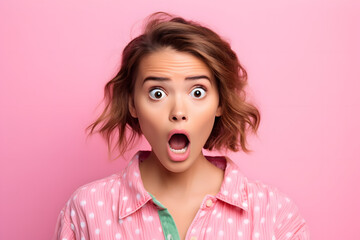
[54,13,310,240]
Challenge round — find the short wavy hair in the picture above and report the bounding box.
[88,12,260,155]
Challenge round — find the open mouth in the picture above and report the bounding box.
[168,133,190,154]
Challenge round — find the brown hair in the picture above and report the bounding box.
[88,12,260,156]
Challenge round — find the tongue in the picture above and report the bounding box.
[169,134,188,150]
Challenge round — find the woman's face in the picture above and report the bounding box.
[129,48,221,173]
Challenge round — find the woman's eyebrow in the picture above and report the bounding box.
[143,75,211,84]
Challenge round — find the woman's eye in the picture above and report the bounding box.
[149,88,166,100]
[190,87,206,99]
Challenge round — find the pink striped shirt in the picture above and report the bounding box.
[54,151,310,239]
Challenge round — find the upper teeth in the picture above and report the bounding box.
[169,146,187,154]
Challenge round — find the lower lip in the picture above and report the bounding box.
[167,143,190,162]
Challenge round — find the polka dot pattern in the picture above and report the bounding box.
[54,151,310,240]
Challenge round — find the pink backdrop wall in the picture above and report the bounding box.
[1,0,359,239]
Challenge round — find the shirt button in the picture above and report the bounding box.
[206,199,213,208]
[190,237,197,240]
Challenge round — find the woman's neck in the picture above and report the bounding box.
[139,151,224,200]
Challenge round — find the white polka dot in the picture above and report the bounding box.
[243,219,249,224]
[258,192,264,198]
[288,213,293,219]
[111,188,115,193]
[261,217,265,223]
[134,171,139,177]
[119,219,123,224]
[106,219,112,225]
[122,173,126,178]
[228,218,233,224]
[272,235,276,240]
[200,211,206,217]
[218,230,224,236]
[226,177,232,182]
[91,188,96,193]
[102,182,106,186]
[167,234,172,240]
[80,222,86,228]
[212,209,217,215]
[112,205,116,211]
[159,227,162,232]
[73,195,77,200]
[89,212,94,218]
[286,232,293,238]
[232,170,238,174]
[81,187,87,190]
[62,238,67,240]
[286,197,290,202]
[216,212,222,218]
[255,206,260,212]
[233,193,239,198]
[81,237,85,240]
[71,223,75,230]
[238,231,243,236]
[115,233,121,239]
[129,182,132,187]
[278,203,282,209]
[71,210,75,217]
[136,193,141,200]
[222,190,228,195]
[148,215,154,221]
[95,228,100,234]
[254,232,260,238]
[126,207,131,213]
[242,202,248,208]
[123,196,128,201]
[98,201,104,206]
[206,227,212,232]
[277,223,283,229]
[135,229,140,235]
[126,216,132,221]
[248,193,253,198]
[191,228,196,234]
[270,191,274,196]
[80,200,86,206]
[273,217,276,223]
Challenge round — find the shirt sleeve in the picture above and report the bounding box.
[53,201,76,240]
[273,190,310,240]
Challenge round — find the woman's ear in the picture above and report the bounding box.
[215,105,222,117]
[128,96,138,118]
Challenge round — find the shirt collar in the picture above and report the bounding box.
[118,152,153,219]
[118,151,249,219]
[212,156,249,212]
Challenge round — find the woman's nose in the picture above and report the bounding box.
[171,113,187,121]
[169,98,187,122]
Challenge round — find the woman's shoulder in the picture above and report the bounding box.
[64,173,123,209]
[244,179,310,238]
[224,157,302,211]
[245,179,293,204]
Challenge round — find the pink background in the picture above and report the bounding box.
[1,0,359,239]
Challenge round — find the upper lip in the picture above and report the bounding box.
[168,129,190,142]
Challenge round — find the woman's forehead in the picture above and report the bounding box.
[137,48,212,79]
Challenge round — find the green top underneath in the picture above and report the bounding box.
[149,193,181,240]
